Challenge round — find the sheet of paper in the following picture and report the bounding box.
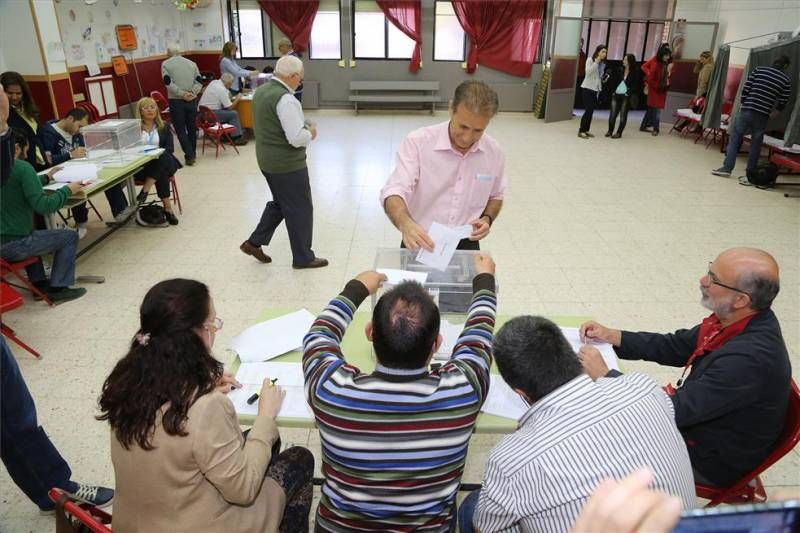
[230,309,316,363]
[481,374,529,420]
[433,320,464,361]
[377,268,428,286]
[560,327,620,371]
[454,224,473,239]
[228,362,312,419]
[416,222,461,272]
[86,62,101,76]
[52,164,98,182]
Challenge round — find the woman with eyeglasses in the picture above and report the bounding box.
[98,278,314,532]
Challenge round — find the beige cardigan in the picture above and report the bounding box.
[110,391,283,533]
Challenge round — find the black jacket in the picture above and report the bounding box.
[156,125,182,177]
[8,107,45,171]
[614,310,791,487]
[604,65,641,99]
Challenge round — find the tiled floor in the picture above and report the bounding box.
[1,110,798,532]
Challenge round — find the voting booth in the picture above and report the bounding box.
[372,247,493,315]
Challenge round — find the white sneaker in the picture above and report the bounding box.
[75,223,88,240]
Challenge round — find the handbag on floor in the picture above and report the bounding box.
[136,203,169,228]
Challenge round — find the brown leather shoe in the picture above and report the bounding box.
[240,241,271,263]
[292,257,329,269]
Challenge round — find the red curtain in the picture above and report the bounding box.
[376,1,422,73]
[258,1,320,54]
[452,0,545,77]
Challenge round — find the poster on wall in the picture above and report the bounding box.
[70,44,86,62]
[116,24,138,51]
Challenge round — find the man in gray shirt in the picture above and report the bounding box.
[161,44,202,166]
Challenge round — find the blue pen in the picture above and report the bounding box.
[142,147,160,153]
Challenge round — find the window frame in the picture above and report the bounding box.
[351,0,414,61]
[581,18,672,65]
[226,0,343,60]
[308,2,344,60]
[432,0,466,62]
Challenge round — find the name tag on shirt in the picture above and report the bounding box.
[476,173,492,182]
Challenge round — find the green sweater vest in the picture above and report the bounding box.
[1,160,70,243]
[253,80,307,174]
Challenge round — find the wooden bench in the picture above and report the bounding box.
[349,81,440,115]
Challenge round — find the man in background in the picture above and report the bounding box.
[161,44,202,166]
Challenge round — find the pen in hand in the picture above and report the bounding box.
[246,378,278,405]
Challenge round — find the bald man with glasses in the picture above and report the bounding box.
[576,247,791,490]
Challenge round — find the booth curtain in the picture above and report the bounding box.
[701,45,730,129]
[452,0,545,77]
[376,1,422,73]
[258,0,320,54]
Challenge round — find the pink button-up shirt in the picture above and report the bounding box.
[380,121,506,231]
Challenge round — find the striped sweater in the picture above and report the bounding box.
[740,66,791,116]
[303,275,496,532]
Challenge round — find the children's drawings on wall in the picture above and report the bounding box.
[194,39,206,49]
[95,42,107,62]
[70,44,86,63]
[192,22,206,34]
[46,42,66,62]
[82,27,93,41]
[208,34,223,46]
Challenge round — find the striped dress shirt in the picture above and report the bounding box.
[474,373,696,533]
[303,275,496,532]
[740,66,792,116]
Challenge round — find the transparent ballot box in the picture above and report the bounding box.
[372,248,493,315]
[81,119,143,167]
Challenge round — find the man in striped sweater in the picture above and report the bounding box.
[303,254,497,532]
[712,55,792,182]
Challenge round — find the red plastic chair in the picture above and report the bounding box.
[696,379,800,507]
[1,282,41,358]
[48,488,112,533]
[196,105,239,159]
[150,90,171,123]
[133,175,183,214]
[1,257,53,306]
[75,101,101,123]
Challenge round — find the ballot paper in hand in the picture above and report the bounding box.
[52,163,99,183]
[230,309,315,363]
[417,222,469,272]
[481,374,529,420]
[228,362,313,419]
[377,268,429,286]
[560,327,620,371]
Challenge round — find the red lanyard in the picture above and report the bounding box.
[666,313,757,393]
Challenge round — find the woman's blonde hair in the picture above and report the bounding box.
[222,41,237,59]
[136,97,164,130]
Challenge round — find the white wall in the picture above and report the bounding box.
[33,0,68,74]
[0,0,46,75]
[676,0,800,64]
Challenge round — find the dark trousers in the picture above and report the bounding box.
[579,88,598,133]
[723,109,769,174]
[249,167,316,266]
[0,337,72,509]
[641,107,662,131]
[168,98,198,161]
[71,184,129,223]
[608,94,630,135]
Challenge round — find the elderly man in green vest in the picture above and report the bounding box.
[240,55,327,269]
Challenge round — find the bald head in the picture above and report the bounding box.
[716,247,780,310]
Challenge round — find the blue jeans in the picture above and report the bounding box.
[1,337,73,509]
[213,108,243,137]
[71,184,129,223]
[168,98,198,160]
[0,229,78,288]
[457,489,480,533]
[723,109,769,174]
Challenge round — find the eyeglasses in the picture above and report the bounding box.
[706,263,750,298]
[204,317,224,332]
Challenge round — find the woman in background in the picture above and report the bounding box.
[606,54,639,139]
[134,97,182,225]
[640,44,672,136]
[1,71,46,170]
[220,41,256,95]
[98,278,314,533]
[578,45,608,139]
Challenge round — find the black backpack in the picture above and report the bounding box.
[746,162,779,189]
[136,204,169,227]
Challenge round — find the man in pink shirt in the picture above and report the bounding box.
[380,81,507,251]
